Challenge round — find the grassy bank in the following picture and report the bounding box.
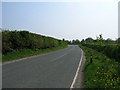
[80,45,120,88]
[82,43,120,62]
[2,45,67,62]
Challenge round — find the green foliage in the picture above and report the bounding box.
[71,39,81,45]
[80,34,118,44]
[116,38,120,43]
[83,43,120,62]
[105,38,115,44]
[80,45,120,88]
[96,34,104,43]
[2,30,67,54]
[85,37,94,43]
[2,45,67,62]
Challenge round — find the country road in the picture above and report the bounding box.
[2,45,83,88]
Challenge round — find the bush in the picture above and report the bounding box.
[2,30,67,54]
[82,43,120,62]
[80,45,120,88]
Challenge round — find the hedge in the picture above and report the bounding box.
[82,43,120,62]
[2,30,67,54]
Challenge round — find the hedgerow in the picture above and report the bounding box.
[2,30,67,54]
[82,43,120,62]
[80,45,120,88]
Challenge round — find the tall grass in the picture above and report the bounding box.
[80,45,120,88]
[2,45,67,62]
[82,43,120,62]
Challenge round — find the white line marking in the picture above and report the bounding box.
[50,46,73,62]
[50,53,68,62]
[70,48,83,89]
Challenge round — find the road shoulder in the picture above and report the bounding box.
[2,47,68,65]
[73,50,86,88]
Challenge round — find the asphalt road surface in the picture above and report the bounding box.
[3,45,82,88]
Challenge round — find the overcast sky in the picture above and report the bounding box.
[2,1,118,40]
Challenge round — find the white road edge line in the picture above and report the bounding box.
[70,48,83,89]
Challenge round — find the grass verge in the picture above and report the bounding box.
[80,45,120,88]
[2,45,67,62]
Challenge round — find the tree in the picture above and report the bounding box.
[66,40,71,44]
[116,38,120,44]
[96,34,104,43]
[75,39,80,45]
[71,39,80,45]
[105,38,115,44]
[81,39,85,44]
[85,37,94,43]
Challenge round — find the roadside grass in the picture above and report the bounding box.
[80,45,120,88]
[2,45,67,62]
[0,54,1,62]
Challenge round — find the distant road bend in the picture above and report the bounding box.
[3,45,83,88]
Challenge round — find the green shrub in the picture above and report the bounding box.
[2,30,67,54]
[83,43,120,62]
[80,45,120,88]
